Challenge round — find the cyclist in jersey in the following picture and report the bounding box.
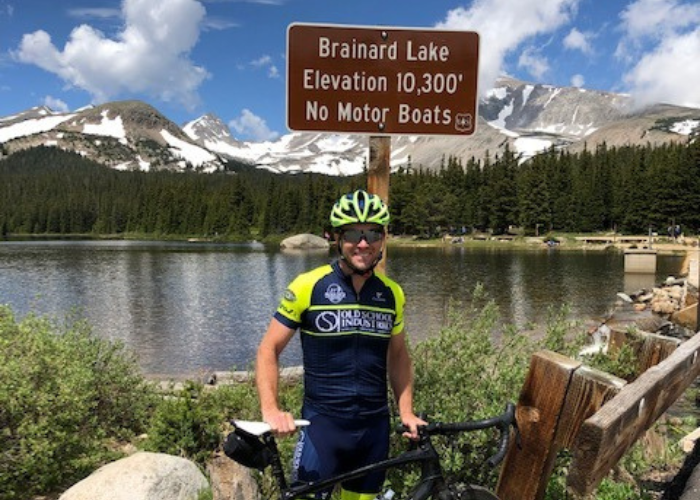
[256,189,425,500]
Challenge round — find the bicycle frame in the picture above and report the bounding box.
[266,431,441,500]
[252,402,517,500]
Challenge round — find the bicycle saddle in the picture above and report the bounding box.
[234,419,311,436]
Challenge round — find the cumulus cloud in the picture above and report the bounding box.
[617,0,700,108]
[563,28,593,54]
[436,0,581,96]
[518,47,550,80]
[13,0,210,110]
[571,74,585,87]
[43,95,69,113]
[229,109,279,141]
[250,54,279,78]
[623,28,700,108]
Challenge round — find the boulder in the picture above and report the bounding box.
[280,234,329,250]
[59,452,209,500]
[208,453,260,500]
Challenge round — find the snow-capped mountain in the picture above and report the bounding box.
[183,77,699,174]
[183,113,367,175]
[1,78,698,176]
[0,101,224,173]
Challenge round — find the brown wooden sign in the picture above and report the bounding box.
[286,23,480,136]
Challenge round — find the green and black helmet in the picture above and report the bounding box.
[329,190,390,228]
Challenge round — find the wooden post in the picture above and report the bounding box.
[496,351,581,500]
[367,136,390,274]
[567,331,700,497]
[496,352,626,500]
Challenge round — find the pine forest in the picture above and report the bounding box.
[1,139,699,240]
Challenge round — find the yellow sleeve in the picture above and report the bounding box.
[274,265,331,327]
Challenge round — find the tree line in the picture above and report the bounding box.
[1,139,698,240]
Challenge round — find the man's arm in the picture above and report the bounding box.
[387,331,426,439]
[256,317,297,436]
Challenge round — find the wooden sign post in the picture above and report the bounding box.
[368,135,391,273]
[286,23,480,269]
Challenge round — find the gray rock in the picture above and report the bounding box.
[59,452,209,500]
[280,234,329,250]
[208,453,260,500]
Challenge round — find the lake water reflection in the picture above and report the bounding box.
[0,240,685,377]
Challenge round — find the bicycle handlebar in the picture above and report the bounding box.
[397,402,518,467]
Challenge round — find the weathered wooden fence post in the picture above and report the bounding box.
[495,351,581,500]
[567,331,700,496]
[496,351,625,500]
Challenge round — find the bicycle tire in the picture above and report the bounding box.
[440,483,500,500]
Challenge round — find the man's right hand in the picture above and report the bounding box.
[262,408,297,436]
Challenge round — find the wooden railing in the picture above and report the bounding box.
[495,329,700,499]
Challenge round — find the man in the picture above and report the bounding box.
[256,189,425,500]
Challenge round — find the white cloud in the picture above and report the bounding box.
[619,0,700,41]
[563,28,593,54]
[436,0,581,96]
[250,54,279,78]
[203,17,240,31]
[571,74,585,87]
[229,109,279,141]
[43,96,69,113]
[13,0,210,110]
[251,55,272,67]
[1,2,13,17]
[623,28,700,108]
[67,8,121,20]
[617,0,700,108]
[518,47,549,80]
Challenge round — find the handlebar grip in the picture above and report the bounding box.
[487,402,516,467]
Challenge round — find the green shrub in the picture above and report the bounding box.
[385,285,582,495]
[0,305,155,499]
[144,381,224,464]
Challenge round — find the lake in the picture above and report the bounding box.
[0,240,685,377]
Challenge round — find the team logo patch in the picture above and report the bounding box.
[283,289,297,302]
[324,283,346,304]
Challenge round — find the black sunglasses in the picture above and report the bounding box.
[342,228,385,244]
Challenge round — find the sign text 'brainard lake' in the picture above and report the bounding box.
[286,24,480,136]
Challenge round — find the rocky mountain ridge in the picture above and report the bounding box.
[1,77,698,176]
[0,101,224,173]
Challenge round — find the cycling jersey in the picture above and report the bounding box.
[274,260,405,418]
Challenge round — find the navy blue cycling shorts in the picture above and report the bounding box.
[291,406,390,499]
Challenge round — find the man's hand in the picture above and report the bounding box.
[262,408,297,437]
[400,412,427,441]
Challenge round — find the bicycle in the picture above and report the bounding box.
[224,402,519,500]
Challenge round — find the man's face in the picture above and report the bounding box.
[339,224,385,272]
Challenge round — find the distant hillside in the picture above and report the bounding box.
[1,78,698,176]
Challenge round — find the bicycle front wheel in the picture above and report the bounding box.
[441,483,500,500]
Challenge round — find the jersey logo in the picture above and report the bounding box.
[324,283,346,304]
[283,289,297,302]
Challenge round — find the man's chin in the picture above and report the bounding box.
[349,259,373,272]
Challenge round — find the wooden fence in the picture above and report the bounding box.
[495,328,700,499]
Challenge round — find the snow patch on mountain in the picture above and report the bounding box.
[0,114,74,143]
[82,110,127,143]
[161,129,218,171]
[672,119,700,135]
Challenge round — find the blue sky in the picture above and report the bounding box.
[0,0,698,141]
